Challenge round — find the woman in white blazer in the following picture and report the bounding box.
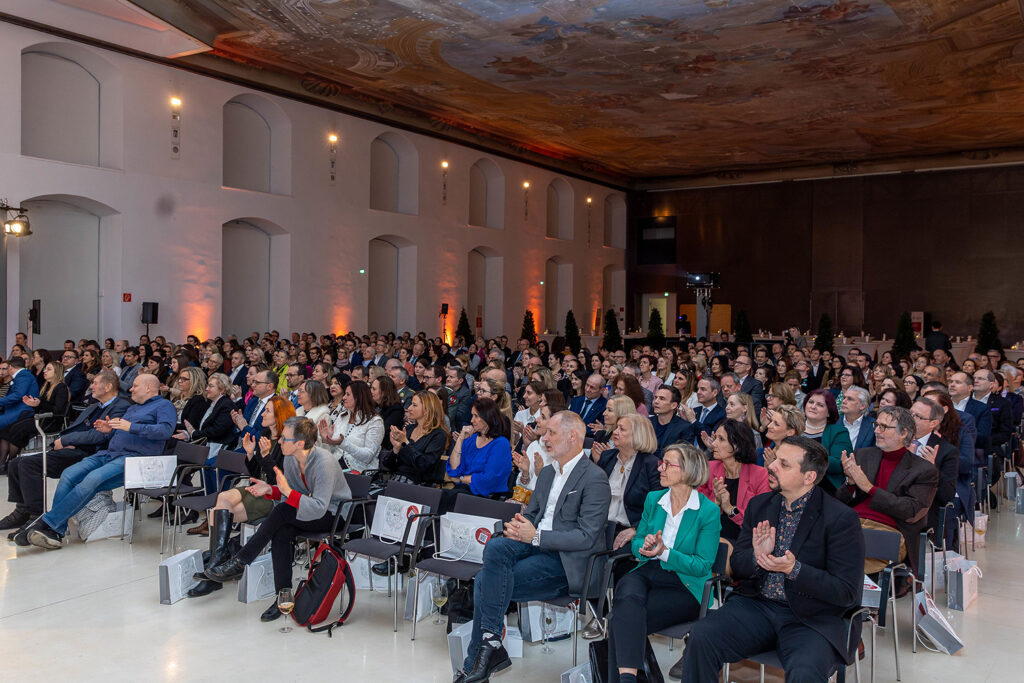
[319,380,384,472]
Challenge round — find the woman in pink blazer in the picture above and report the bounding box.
[698,418,771,546]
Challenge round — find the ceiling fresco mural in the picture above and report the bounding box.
[143,0,1024,179]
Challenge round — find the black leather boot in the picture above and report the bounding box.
[463,640,511,683]
[189,510,233,595]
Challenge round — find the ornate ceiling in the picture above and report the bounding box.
[131,0,1024,181]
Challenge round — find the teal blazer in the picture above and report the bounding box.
[820,423,854,490]
[630,489,721,603]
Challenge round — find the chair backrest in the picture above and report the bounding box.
[862,527,902,563]
[213,449,249,475]
[382,481,444,512]
[174,440,211,466]
[452,493,520,524]
[345,472,371,499]
[712,541,729,575]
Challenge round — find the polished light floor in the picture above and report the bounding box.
[1,478,1020,682]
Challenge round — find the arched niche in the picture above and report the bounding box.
[369,132,419,215]
[222,218,290,336]
[468,158,505,229]
[223,94,292,194]
[467,247,504,338]
[544,256,573,334]
[367,235,417,333]
[546,178,574,240]
[604,195,627,249]
[21,43,123,169]
[602,264,626,334]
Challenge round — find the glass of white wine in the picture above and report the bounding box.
[431,578,448,624]
[277,587,294,633]
[541,603,555,654]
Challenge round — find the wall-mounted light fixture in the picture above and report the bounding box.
[523,181,530,219]
[328,133,339,182]
[170,96,182,159]
[1,199,31,237]
[586,196,593,246]
[441,160,449,204]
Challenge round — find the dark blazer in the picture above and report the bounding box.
[238,394,270,442]
[178,395,210,432]
[569,395,607,434]
[63,364,89,404]
[448,383,474,432]
[846,414,876,450]
[378,402,406,452]
[596,448,663,527]
[806,362,827,391]
[228,364,249,395]
[691,403,726,442]
[731,488,864,662]
[524,454,611,596]
[58,395,132,454]
[0,369,39,428]
[35,382,71,432]
[985,393,1013,451]
[962,397,991,454]
[1003,391,1024,426]
[837,447,939,574]
[392,425,447,484]
[649,414,694,455]
[923,433,958,532]
[954,410,977,523]
[190,394,236,444]
[739,375,765,415]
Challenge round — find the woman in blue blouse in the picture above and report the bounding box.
[445,397,513,505]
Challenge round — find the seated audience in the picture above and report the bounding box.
[606,442,720,683]
[445,397,513,502]
[455,411,609,683]
[698,419,771,543]
[0,361,69,471]
[206,418,351,621]
[801,389,853,494]
[837,406,939,577]
[683,436,865,682]
[649,385,694,455]
[0,357,39,442]
[387,391,449,485]
[839,385,875,450]
[595,414,663,550]
[319,380,384,472]
[24,374,176,549]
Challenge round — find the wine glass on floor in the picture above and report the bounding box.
[278,587,294,633]
[541,603,555,654]
[431,579,448,625]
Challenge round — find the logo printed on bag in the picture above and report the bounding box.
[475,527,492,545]
[407,505,418,519]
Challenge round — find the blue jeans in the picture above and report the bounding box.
[464,536,569,671]
[41,452,126,534]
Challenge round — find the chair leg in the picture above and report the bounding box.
[392,556,399,632]
[571,602,578,667]
[159,497,168,554]
[759,663,765,683]
[366,556,375,593]
[870,618,877,683]
[411,568,421,641]
[889,583,901,681]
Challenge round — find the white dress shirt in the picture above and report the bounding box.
[953,396,969,412]
[608,452,637,527]
[656,487,701,563]
[538,450,585,532]
[843,414,864,447]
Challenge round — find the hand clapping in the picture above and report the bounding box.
[752,520,776,557]
[638,530,666,558]
[841,450,870,491]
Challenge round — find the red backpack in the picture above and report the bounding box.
[291,542,356,636]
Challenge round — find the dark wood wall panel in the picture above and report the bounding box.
[627,166,1024,342]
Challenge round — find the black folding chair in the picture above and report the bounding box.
[342,481,442,631]
[860,527,904,681]
[656,541,731,646]
[297,473,374,566]
[408,494,520,639]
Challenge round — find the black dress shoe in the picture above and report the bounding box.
[453,672,467,683]
[147,504,165,519]
[261,600,283,622]
[463,641,511,683]
[206,557,246,582]
[371,557,409,577]
[0,509,31,531]
[187,579,223,598]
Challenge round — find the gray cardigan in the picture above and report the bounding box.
[284,446,351,521]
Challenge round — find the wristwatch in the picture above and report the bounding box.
[531,529,541,547]
[727,507,740,519]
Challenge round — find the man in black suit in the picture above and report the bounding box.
[1,370,130,534]
[684,436,865,682]
[806,348,826,391]
[445,365,474,432]
[226,349,248,396]
[60,348,89,404]
[837,406,938,576]
[924,321,952,354]
[649,386,693,455]
[569,374,608,436]
[506,337,530,369]
[973,369,1013,453]
[908,397,958,537]
[996,369,1024,425]
[681,377,726,445]
[732,355,765,414]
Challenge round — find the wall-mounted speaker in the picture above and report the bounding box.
[141,301,159,325]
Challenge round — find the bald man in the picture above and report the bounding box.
[26,374,177,549]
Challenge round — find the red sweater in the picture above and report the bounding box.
[852,447,905,529]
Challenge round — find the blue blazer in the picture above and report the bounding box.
[239,395,269,441]
[690,404,726,443]
[0,369,39,417]
[63,364,89,404]
[570,395,607,432]
[848,414,876,450]
[962,398,991,453]
[650,415,695,455]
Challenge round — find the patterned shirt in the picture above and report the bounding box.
[760,489,812,602]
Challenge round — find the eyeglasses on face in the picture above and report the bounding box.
[874,422,898,432]
[657,460,683,471]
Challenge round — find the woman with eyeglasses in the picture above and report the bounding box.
[903,375,923,402]
[605,442,720,683]
[831,364,868,412]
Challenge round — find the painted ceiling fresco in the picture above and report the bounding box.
[149,0,1024,178]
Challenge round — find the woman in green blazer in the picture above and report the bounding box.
[802,389,853,494]
[605,442,721,683]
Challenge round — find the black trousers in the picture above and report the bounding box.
[608,562,700,679]
[7,448,90,515]
[683,594,840,683]
[236,502,334,593]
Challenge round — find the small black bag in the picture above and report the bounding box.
[446,579,475,633]
[588,637,664,683]
[292,542,356,636]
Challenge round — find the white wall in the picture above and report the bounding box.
[0,21,625,347]
[222,220,270,335]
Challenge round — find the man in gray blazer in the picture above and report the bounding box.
[457,411,611,683]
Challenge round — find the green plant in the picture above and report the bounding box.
[602,308,623,352]
[521,310,537,346]
[892,311,917,358]
[813,313,834,353]
[564,309,582,355]
[648,307,666,349]
[976,311,1003,354]
[455,307,473,344]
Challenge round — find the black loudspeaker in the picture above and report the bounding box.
[29,299,41,334]
[440,303,449,315]
[141,302,159,325]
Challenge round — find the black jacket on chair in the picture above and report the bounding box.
[190,394,236,444]
[731,488,864,663]
[596,448,663,527]
[924,433,957,532]
[63,364,89,404]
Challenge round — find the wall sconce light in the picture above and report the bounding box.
[523,181,530,219]
[169,96,182,159]
[586,196,593,246]
[328,133,339,182]
[1,200,31,237]
[441,160,449,204]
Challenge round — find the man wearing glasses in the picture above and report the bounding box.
[283,363,305,408]
[230,369,278,444]
[60,348,89,404]
[732,355,764,415]
[837,406,938,582]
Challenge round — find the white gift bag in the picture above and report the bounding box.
[241,522,269,557]
[861,575,882,609]
[404,571,438,622]
[447,618,510,674]
[914,590,964,655]
[237,554,276,603]
[945,557,982,611]
[436,512,503,563]
[347,552,403,592]
[561,662,593,683]
[923,549,964,594]
[124,455,177,489]
[159,549,203,604]
[519,600,577,642]
[370,495,429,543]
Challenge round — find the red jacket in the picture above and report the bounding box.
[698,460,771,528]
